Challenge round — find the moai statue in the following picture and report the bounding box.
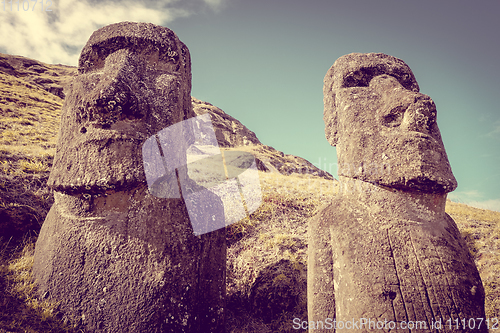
[308,53,486,332]
[33,22,225,332]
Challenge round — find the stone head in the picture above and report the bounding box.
[324,53,457,193]
[48,22,194,193]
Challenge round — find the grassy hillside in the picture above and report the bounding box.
[0,54,499,332]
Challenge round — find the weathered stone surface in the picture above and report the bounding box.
[308,53,486,332]
[33,22,225,332]
[47,22,194,194]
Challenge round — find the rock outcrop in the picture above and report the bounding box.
[0,53,75,99]
[192,98,333,180]
[308,53,486,332]
[192,97,261,147]
[32,22,225,332]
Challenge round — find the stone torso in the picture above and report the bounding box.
[309,179,484,332]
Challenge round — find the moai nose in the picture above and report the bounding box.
[84,52,142,128]
[370,74,437,134]
[400,95,437,134]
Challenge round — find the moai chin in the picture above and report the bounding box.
[308,53,486,332]
[33,22,225,332]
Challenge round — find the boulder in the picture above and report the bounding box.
[249,259,307,323]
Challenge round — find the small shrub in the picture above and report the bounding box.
[19,159,50,173]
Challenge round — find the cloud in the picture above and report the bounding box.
[485,119,500,139]
[448,190,482,200]
[203,0,226,11]
[0,0,200,66]
[464,199,500,212]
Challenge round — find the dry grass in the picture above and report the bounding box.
[0,240,77,333]
[226,172,335,332]
[2,153,499,332]
[2,142,499,332]
[0,55,72,332]
[227,171,334,294]
[0,72,62,159]
[225,172,500,332]
[445,200,500,320]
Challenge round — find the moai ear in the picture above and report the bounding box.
[323,65,339,147]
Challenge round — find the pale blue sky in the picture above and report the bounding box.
[1,0,499,211]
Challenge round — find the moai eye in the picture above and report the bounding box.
[382,105,405,127]
[79,54,106,74]
[343,70,371,88]
[389,71,416,91]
